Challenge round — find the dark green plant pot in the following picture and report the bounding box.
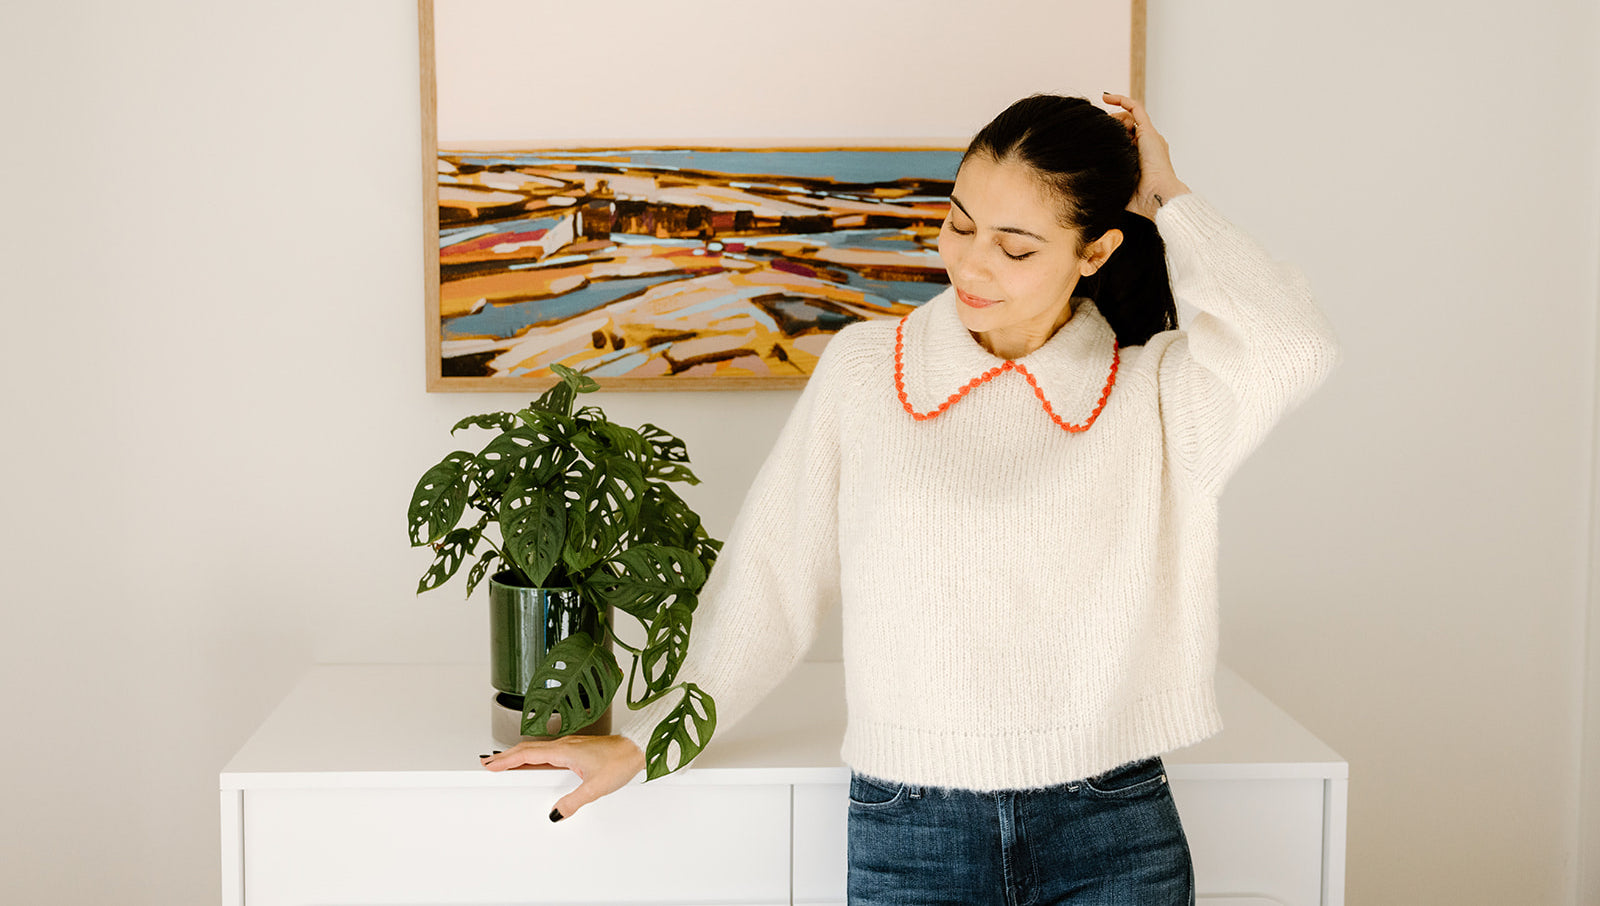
[487,570,612,745]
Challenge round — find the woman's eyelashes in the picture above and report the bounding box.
[946,215,1036,261]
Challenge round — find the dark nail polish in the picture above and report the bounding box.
[493,750,503,754]
[479,754,489,759]
[549,808,564,823]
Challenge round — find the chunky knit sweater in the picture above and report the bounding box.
[615,193,1340,791]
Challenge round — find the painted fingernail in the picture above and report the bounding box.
[493,750,503,754]
[549,808,564,823]
[479,754,490,759]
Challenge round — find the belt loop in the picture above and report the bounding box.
[909,785,924,799]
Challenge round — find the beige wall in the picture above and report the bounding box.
[0,1,1596,903]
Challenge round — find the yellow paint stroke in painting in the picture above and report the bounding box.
[437,185,527,219]
[440,269,585,319]
[489,265,914,380]
[453,170,570,193]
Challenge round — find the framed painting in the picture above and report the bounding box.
[419,0,1146,391]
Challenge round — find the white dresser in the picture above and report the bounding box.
[221,661,1346,905]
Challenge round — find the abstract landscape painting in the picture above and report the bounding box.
[430,147,960,389]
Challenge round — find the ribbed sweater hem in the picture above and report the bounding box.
[839,680,1222,792]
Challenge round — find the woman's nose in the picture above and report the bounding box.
[953,251,990,286]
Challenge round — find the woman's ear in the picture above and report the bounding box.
[1081,228,1125,276]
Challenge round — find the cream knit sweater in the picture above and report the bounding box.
[616,193,1340,791]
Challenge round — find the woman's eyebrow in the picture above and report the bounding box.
[949,195,1049,243]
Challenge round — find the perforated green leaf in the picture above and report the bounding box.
[499,479,566,588]
[451,412,519,434]
[644,683,717,780]
[638,423,690,462]
[586,421,648,462]
[634,484,702,550]
[476,426,567,496]
[407,451,474,546]
[515,406,576,439]
[695,530,723,571]
[561,457,645,572]
[530,381,575,417]
[521,632,622,738]
[582,544,706,619]
[640,598,695,691]
[644,459,700,485]
[550,362,599,393]
[416,526,479,593]
[465,547,500,598]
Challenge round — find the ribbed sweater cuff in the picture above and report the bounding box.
[1153,192,1228,246]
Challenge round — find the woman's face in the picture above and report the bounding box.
[937,154,1118,359]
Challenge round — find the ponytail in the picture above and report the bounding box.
[1077,210,1177,347]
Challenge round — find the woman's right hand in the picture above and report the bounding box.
[480,734,647,822]
[1101,92,1191,220]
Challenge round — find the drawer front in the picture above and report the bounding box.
[794,778,1327,905]
[793,783,848,903]
[243,782,791,905]
[1171,777,1327,906]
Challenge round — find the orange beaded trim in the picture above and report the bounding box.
[893,315,1119,434]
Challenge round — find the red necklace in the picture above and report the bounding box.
[892,315,1119,434]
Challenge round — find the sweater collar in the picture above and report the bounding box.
[893,287,1120,433]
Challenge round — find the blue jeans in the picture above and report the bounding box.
[847,756,1195,905]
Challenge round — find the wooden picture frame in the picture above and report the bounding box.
[420,0,1146,392]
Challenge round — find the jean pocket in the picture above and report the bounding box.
[848,773,909,809]
[1077,756,1169,799]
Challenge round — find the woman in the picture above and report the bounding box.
[482,92,1340,904]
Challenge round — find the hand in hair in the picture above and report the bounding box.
[1101,93,1192,220]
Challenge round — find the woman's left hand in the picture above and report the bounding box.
[1102,92,1191,220]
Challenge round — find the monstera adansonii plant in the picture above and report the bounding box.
[408,364,722,779]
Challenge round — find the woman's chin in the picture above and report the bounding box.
[953,306,997,336]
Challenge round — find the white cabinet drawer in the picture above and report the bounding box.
[793,783,849,903]
[1172,777,1326,906]
[243,782,791,905]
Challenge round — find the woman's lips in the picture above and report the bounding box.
[956,288,1000,309]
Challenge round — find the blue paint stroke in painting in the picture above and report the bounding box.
[572,347,660,378]
[668,286,782,331]
[439,223,501,247]
[444,274,685,340]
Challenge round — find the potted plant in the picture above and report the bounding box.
[407,364,721,779]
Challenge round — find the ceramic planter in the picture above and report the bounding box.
[487,570,613,746]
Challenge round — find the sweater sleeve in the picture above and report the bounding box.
[1153,193,1341,494]
[612,332,847,770]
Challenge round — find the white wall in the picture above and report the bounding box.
[0,1,1595,904]
[1151,3,1600,904]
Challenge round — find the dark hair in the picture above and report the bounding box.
[962,94,1177,347]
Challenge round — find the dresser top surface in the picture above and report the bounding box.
[221,661,1346,789]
